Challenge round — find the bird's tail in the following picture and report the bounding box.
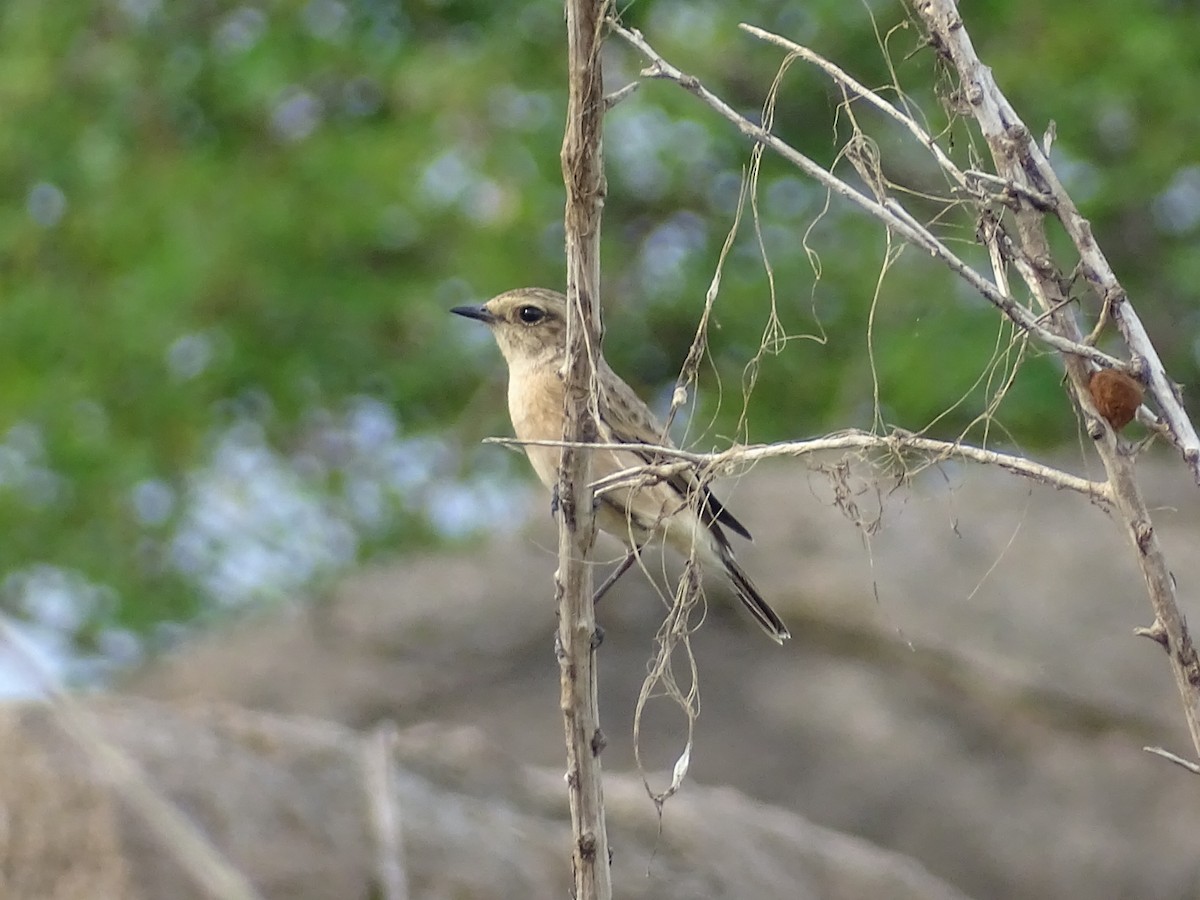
[719,548,791,644]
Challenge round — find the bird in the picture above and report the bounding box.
[451,287,790,644]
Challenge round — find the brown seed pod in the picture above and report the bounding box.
[1088,368,1144,431]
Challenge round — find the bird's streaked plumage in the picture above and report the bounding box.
[452,287,790,643]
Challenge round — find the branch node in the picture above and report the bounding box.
[1104,285,1128,308]
[1006,121,1032,148]
[603,82,639,109]
[1134,620,1169,650]
[578,833,598,861]
[1134,519,1154,552]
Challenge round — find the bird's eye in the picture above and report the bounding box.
[517,305,545,324]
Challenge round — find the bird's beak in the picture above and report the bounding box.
[450,304,496,325]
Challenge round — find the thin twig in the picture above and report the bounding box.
[913,0,1200,756]
[1143,746,1200,775]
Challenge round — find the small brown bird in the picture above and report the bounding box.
[452,287,790,644]
[1088,368,1143,431]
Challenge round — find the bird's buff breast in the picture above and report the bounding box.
[507,365,567,488]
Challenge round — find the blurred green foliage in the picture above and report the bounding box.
[0,0,1196,669]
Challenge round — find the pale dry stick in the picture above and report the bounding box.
[1144,746,1200,775]
[486,432,1114,506]
[971,211,1024,445]
[361,722,409,900]
[559,0,613,896]
[913,0,1200,483]
[976,212,1057,316]
[913,0,1200,761]
[0,614,265,900]
[608,21,1119,373]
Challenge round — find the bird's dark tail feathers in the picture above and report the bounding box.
[719,548,791,644]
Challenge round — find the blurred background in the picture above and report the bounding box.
[1,0,1197,690]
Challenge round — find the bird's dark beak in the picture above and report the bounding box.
[450,304,495,324]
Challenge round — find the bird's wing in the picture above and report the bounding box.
[595,361,752,542]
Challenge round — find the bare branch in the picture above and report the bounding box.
[559,1,612,897]
[608,20,1120,372]
[485,431,1114,505]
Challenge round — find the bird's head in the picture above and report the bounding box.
[451,288,569,370]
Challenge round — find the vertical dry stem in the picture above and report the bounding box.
[558,0,612,896]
